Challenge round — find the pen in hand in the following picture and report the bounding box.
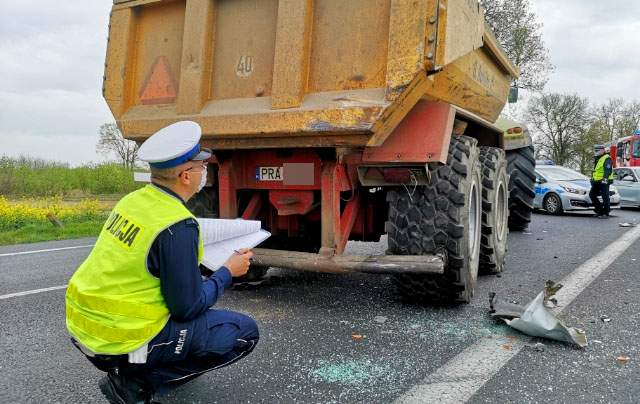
[234,249,253,260]
[224,248,254,277]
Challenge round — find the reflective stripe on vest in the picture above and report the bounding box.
[66,304,163,342]
[67,283,168,320]
[65,184,203,355]
[592,154,614,181]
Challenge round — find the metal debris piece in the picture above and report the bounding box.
[489,281,588,348]
[543,280,563,299]
[545,297,559,308]
[600,315,611,323]
[616,356,631,364]
[618,222,636,227]
[533,342,545,352]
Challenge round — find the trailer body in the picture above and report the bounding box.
[104,0,530,301]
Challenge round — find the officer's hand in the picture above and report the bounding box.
[601,179,608,185]
[224,249,254,277]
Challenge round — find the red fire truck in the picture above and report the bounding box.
[609,130,640,168]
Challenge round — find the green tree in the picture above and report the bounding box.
[526,93,590,167]
[480,0,553,91]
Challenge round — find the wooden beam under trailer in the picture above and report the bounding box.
[251,249,445,275]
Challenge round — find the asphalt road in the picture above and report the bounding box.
[1,209,639,403]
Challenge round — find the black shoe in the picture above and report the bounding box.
[99,372,154,404]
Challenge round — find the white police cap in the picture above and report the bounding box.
[138,121,211,168]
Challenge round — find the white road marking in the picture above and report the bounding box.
[395,225,640,404]
[0,244,94,258]
[0,285,67,300]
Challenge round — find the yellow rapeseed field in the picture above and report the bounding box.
[0,196,110,231]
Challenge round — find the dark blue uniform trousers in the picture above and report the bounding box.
[82,309,259,395]
[589,182,611,215]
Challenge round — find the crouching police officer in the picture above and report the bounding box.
[65,121,258,403]
[589,144,614,218]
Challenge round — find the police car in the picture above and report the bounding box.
[534,161,620,214]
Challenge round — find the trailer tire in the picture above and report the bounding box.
[506,146,536,230]
[479,147,509,274]
[387,135,482,304]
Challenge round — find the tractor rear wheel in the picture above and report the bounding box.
[479,147,509,274]
[387,135,482,304]
[506,146,536,230]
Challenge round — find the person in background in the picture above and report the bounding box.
[65,121,258,404]
[589,144,614,218]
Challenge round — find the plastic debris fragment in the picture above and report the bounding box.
[489,281,587,348]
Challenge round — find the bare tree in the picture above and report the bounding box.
[591,99,624,142]
[619,101,640,136]
[480,0,553,91]
[96,123,139,169]
[590,99,640,142]
[526,93,590,167]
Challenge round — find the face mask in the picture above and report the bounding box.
[197,166,208,192]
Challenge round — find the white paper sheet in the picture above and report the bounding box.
[201,230,271,270]
[198,218,262,244]
[196,218,270,270]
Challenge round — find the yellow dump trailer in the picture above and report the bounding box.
[103,0,535,303]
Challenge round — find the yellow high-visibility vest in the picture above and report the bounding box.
[592,154,615,181]
[65,185,203,355]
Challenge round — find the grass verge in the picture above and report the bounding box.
[0,220,105,246]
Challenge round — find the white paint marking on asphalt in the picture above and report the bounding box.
[0,285,67,300]
[395,225,640,404]
[0,244,94,258]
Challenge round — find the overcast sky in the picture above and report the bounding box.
[1,1,639,165]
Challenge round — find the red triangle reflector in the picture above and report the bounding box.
[139,56,178,105]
